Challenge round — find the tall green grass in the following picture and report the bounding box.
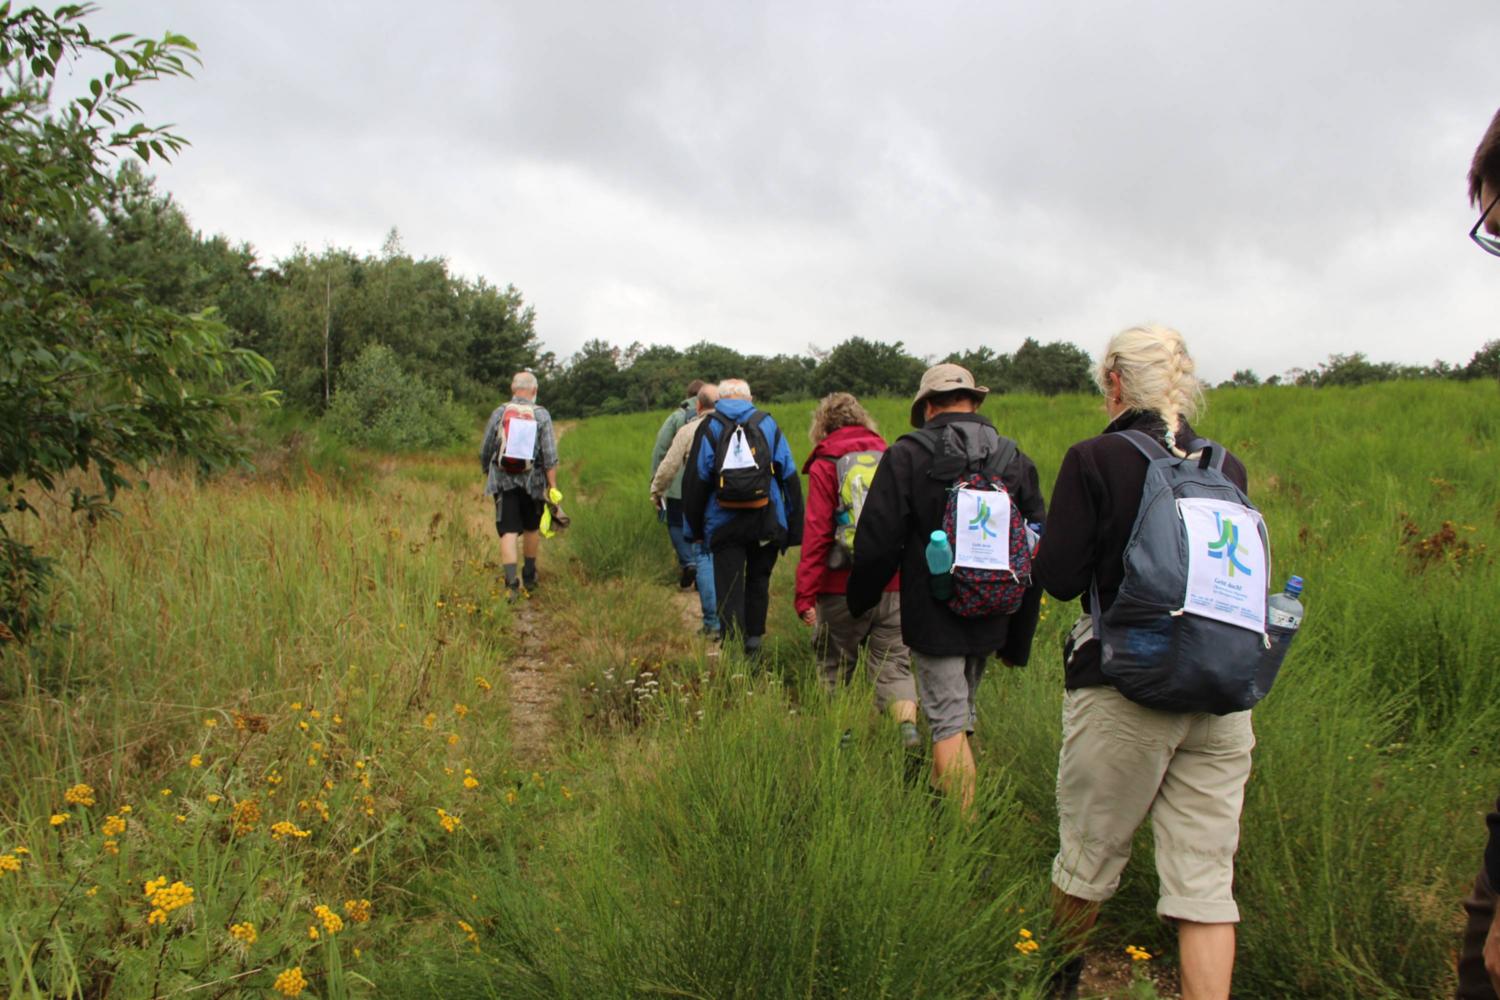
[1,381,1494,997]
[517,380,1498,998]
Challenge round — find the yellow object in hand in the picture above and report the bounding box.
[548,487,563,505]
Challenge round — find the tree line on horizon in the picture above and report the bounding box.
[66,165,1500,430]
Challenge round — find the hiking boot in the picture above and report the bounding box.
[1047,956,1083,1000]
[504,581,522,603]
[679,564,697,590]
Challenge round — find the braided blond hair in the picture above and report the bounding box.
[1095,325,1205,456]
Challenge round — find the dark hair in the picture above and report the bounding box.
[926,388,983,410]
[1470,108,1500,206]
[685,379,706,398]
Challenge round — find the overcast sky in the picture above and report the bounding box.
[92,1,1499,382]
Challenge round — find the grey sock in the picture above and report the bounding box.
[899,721,921,749]
[503,563,518,587]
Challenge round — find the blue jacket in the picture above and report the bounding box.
[682,399,803,551]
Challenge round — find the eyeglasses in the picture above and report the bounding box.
[1471,191,1500,257]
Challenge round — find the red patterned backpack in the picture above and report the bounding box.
[912,424,1032,618]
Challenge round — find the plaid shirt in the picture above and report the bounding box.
[480,398,558,499]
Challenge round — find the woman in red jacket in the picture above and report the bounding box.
[796,393,919,747]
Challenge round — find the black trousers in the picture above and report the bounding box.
[1459,867,1499,999]
[712,540,779,647]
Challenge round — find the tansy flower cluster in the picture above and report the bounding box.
[229,921,257,945]
[231,798,261,835]
[271,821,312,840]
[1013,928,1039,955]
[143,877,194,926]
[273,966,307,996]
[435,808,462,833]
[63,783,95,807]
[1125,944,1153,962]
[313,903,344,935]
[0,852,22,875]
[344,898,372,923]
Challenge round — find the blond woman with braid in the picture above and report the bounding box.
[1034,326,1253,1000]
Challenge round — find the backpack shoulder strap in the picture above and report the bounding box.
[984,435,1019,479]
[1118,428,1171,462]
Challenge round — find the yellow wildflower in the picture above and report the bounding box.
[1126,944,1153,962]
[270,821,311,840]
[159,788,172,798]
[1014,928,1039,955]
[453,703,469,719]
[229,921,257,945]
[344,898,373,923]
[174,814,186,824]
[49,813,69,826]
[309,709,322,719]
[504,790,517,805]
[307,925,319,941]
[12,846,28,853]
[102,814,127,837]
[314,903,344,935]
[422,712,437,730]
[273,966,307,996]
[63,784,95,807]
[85,885,99,896]
[103,839,119,855]
[458,919,478,944]
[142,877,194,926]
[207,794,222,804]
[117,806,131,815]
[475,676,492,692]
[204,717,218,728]
[0,854,20,874]
[231,798,261,835]
[290,702,303,711]
[446,732,460,746]
[463,776,480,790]
[189,754,203,768]
[435,808,462,833]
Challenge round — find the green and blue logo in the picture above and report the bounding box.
[1207,512,1252,577]
[967,499,998,539]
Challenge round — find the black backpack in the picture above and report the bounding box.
[711,410,777,510]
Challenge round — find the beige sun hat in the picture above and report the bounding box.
[909,363,989,428]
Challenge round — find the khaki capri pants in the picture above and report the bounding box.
[813,593,917,711]
[1052,685,1254,924]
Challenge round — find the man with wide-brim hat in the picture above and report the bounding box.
[850,362,1045,817]
[908,362,991,429]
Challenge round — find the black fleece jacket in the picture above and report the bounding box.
[846,411,1046,661]
[1033,409,1249,689]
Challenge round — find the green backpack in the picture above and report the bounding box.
[824,450,883,570]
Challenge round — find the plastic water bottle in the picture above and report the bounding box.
[1267,575,1304,649]
[926,530,954,600]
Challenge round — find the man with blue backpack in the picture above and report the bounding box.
[846,364,1046,816]
[683,378,803,658]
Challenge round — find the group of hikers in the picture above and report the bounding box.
[475,108,1500,1000]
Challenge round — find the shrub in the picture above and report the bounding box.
[324,344,463,450]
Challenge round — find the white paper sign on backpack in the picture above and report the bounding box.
[502,418,538,463]
[720,427,758,471]
[1177,497,1267,632]
[953,488,1011,572]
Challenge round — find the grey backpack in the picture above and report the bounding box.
[1093,430,1287,714]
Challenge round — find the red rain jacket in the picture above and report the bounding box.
[795,425,899,615]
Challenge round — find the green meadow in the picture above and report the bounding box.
[1,380,1496,998]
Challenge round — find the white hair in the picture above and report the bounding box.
[511,371,538,397]
[717,378,752,401]
[1096,325,1204,455]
